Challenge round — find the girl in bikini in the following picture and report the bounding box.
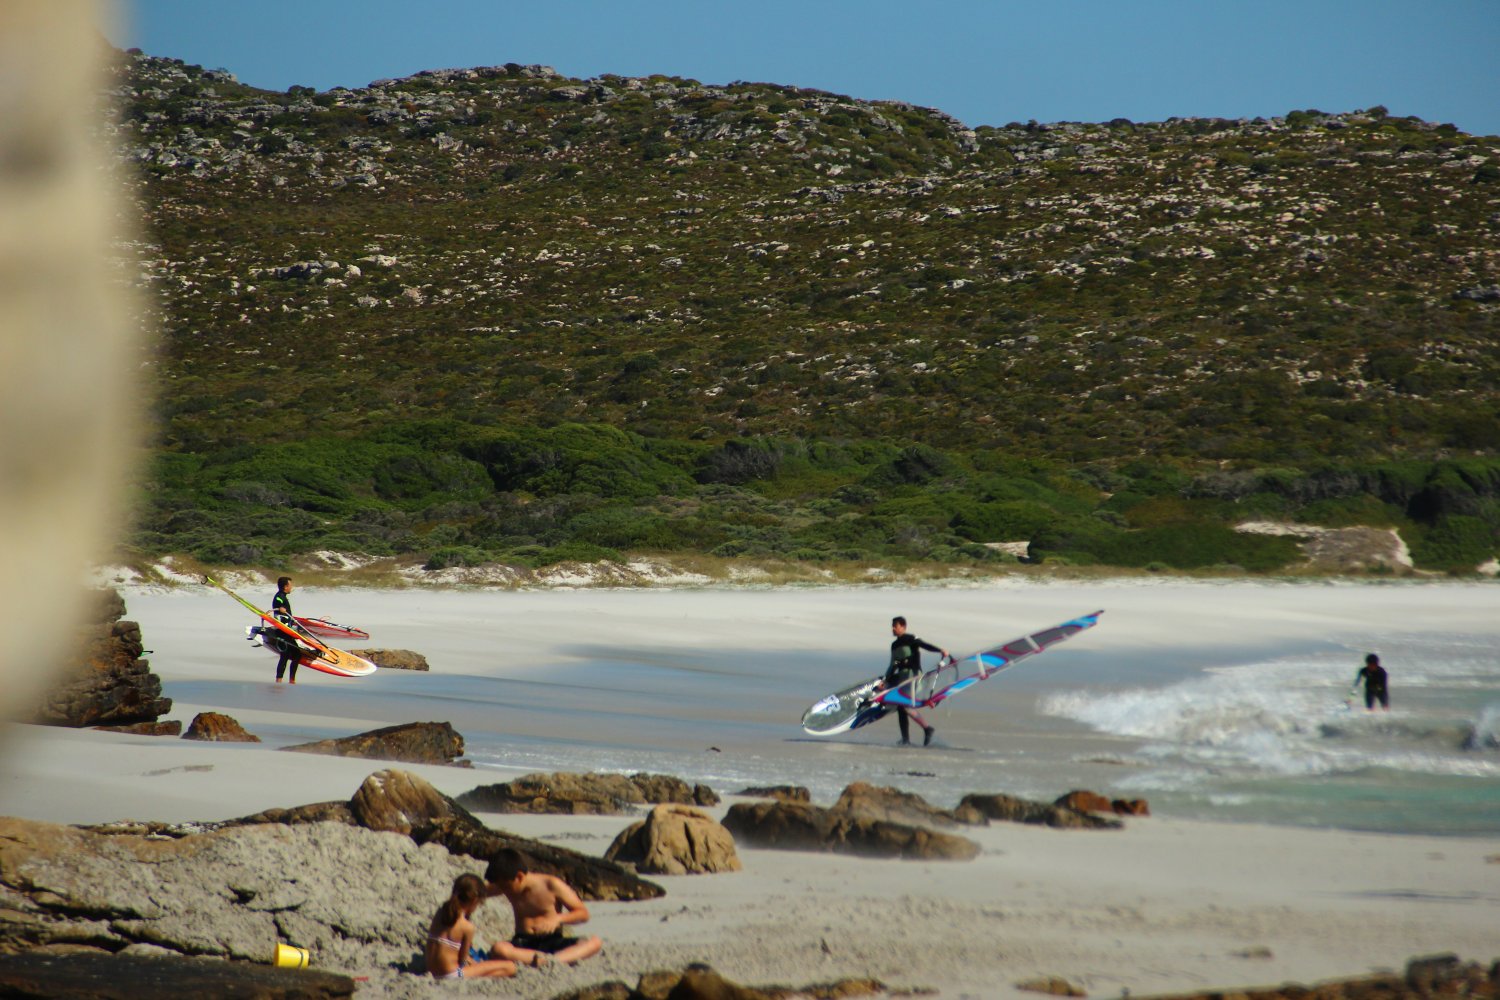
[425,873,522,980]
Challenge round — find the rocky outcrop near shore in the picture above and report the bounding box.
[458,772,719,815]
[735,785,811,803]
[958,791,1125,829]
[226,769,664,902]
[722,782,1135,858]
[282,721,466,765]
[30,590,171,728]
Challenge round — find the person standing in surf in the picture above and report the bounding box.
[270,576,300,684]
[877,616,950,746]
[1351,652,1389,711]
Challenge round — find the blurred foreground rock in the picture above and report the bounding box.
[0,950,353,999]
[30,589,171,728]
[560,964,885,999]
[1133,954,1499,1000]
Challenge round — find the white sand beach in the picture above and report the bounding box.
[3,580,1498,998]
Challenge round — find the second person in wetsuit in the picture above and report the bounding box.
[1352,652,1389,711]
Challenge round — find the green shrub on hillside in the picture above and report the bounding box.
[1409,515,1498,572]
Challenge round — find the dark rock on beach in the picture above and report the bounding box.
[833,781,962,828]
[734,785,811,803]
[959,792,1122,829]
[1055,789,1151,817]
[346,647,428,671]
[30,590,171,728]
[722,782,1129,856]
[460,772,651,815]
[1018,974,1088,996]
[1132,953,1500,1000]
[0,950,355,999]
[457,771,720,815]
[94,720,183,736]
[281,721,463,764]
[182,711,260,742]
[630,772,721,808]
[722,798,980,861]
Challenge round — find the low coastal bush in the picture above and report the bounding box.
[134,424,1500,575]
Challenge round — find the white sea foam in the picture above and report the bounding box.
[1038,646,1500,783]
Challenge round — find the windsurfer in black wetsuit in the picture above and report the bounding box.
[876,616,950,746]
[1352,652,1389,711]
[270,576,300,684]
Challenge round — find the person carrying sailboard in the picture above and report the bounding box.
[874,616,950,746]
[267,575,315,684]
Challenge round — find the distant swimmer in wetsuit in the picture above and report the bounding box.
[1351,652,1389,711]
[876,616,950,747]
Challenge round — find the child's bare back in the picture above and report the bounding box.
[484,849,603,965]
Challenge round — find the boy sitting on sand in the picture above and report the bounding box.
[483,848,603,965]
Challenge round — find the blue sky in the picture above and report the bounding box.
[109,1,1499,136]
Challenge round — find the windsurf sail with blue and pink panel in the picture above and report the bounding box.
[876,609,1104,712]
[802,610,1104,735]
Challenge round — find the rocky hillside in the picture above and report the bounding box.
[104,48,1500,573]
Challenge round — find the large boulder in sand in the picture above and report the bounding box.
[182,711,259,742]
[457,771,719,815]
[347,768,468,835]
[281,721,464,765]
[722,800,979,861]
[29,590,171,728]
[0,950,354,998]
[605,804,742,875]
